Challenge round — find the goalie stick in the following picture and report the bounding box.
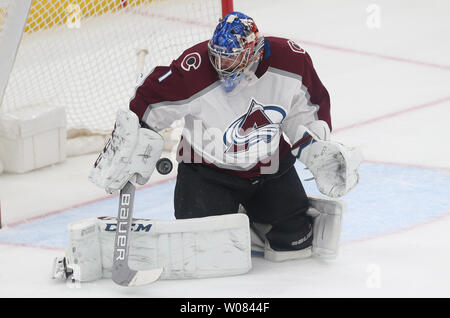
[112,160,172,287]
[112,181,162,286]
[111,47,172,287]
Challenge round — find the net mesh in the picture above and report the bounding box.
[0,6,7,33]
[0,0,222,136]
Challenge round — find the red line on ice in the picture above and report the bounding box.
[295,38,450,71]
[130,11,450,71]
[332,96,450,134]
[4,176,177,228]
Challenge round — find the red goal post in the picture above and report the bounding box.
[221,0,234,18]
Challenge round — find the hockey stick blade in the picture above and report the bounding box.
[113,264,163,287]
[112,181,163,286]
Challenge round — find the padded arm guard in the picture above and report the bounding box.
[89,109,164,194]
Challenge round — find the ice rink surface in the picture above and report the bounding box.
[0,0,449,298]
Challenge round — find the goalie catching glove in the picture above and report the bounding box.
[291,121,363,198]
[89,109,164,194]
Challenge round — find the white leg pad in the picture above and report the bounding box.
[66,218,103,282]
[245,196,345,262]
[307,196,346,259]
[63,214,251,282]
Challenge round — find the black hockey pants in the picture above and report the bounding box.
[174,156,313,251]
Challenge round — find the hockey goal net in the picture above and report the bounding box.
[0,0,233,155]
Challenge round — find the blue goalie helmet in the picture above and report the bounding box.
[208,12,264,90]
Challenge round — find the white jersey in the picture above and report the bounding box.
[130,36,331,178]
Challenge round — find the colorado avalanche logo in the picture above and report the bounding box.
[181,52,201,71]
[224,99,286,154]
[287,40,306,54]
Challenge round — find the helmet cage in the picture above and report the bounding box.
[208,41,255,80]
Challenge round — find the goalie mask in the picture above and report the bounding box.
[208,12,264,92]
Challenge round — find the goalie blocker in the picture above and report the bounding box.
[52,196,344,283]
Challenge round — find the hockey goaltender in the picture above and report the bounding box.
[52,12,362,284]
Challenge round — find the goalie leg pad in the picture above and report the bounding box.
[246,196,345,262]
[100,214,251,280]
[62,218,103,282]
[57,214,251,282]
[307,196,346,258]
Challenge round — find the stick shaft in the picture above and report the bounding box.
[112,181,163,286]
[112,181,137,285]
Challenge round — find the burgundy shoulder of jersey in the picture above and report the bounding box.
[130,40,218,120]
[143,40,217,98]
[171,40,219,93]
[265,36,312,76]
[265,36,332,131]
